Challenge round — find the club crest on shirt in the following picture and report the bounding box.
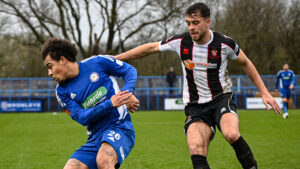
[210,49,219,59]
[184,59,195,70]
[90,72,99,82]
[70,93,76,99]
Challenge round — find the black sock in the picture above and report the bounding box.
[191,154,210,169]
[115,163,120,169]
[231,136,257,169]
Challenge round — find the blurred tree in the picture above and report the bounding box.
[213,0,288,74]
[123,0,223,75]
[280,0,300,73]
[0,0,298,77]
[0,0,189,57]
[0,35,47,77]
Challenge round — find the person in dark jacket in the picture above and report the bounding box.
[166,66,177,94]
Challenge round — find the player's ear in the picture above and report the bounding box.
[60,56,67,64]
[205,17,211,26]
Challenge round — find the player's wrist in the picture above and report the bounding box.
[106,100,114,108]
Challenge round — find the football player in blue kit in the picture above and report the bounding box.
[41,38,139,169]
[276,63,295,118]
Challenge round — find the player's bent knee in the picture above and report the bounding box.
[189,142,209,155]
[223,130,240,144]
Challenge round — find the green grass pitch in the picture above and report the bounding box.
[0,110,299,169]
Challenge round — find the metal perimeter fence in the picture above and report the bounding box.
[0,75,299,112]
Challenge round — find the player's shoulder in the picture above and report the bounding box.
[55,84,68,107]
[213,31,237,49]
[80,55,123,67]
[56,84,68,95]
[288,69,295,74]
[161,32,191,45]
[277,70,284,75]
[80,55,115,64]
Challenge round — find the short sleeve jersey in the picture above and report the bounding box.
[159,30,240,104]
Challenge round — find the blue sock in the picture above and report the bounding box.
[283,102,288,113]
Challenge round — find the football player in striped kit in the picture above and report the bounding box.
[115,2,280,169]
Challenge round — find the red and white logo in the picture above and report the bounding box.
[211,49,218,59]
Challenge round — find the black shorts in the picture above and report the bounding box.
[184,92,238,138]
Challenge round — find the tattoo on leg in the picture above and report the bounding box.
[102,144,115,157]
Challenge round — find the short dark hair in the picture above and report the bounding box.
[186,2,210,18]
[41,38,77,62]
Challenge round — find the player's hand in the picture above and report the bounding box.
[126,95,140,113]
[261,92,281,115]
[289,84,294,90]
[111,90,132,108]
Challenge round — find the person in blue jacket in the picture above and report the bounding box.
[276,63,295,119]
[41,38,139,169]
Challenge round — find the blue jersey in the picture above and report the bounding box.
[56,55,137,136]
[276,70,295,89]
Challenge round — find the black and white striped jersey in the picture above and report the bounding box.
[159,30,240,104]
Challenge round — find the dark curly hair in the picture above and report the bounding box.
[41,38,78,62]
[186,2,210,18]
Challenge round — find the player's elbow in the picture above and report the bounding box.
[71,111,92,126]
[147,42,160,53]
[130,66,137,79]
[75,116,89,126]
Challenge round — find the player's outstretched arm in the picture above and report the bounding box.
[235,50,281,114]
[115,42,160,61]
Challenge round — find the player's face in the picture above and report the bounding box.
[186,13,210,43]
[283,64,289,71]
[44,55,68,83]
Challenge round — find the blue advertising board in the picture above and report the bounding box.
[0,100,43,112]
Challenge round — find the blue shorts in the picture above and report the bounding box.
[280,88,291,99]
[70,127,135,169]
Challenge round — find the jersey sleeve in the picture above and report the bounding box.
[290,70,295,86]
[96,55,137,93]
[275,71,281,89]
[56,85,114,126]
[223,35,240,60]
[159,35,181,52]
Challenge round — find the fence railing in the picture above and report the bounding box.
[0,75,299,111]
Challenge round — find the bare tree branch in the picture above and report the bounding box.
[117,1,151,27]
[0,0,44,42]
[27,0,54,37]
[53,0,69,39]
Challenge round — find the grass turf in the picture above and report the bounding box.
[0,110,299,169]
